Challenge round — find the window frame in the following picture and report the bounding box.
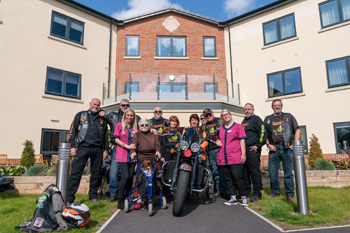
[319,0,350,28]
[267,67,303,98]
[156,36,187,57]
[45,67,82,99]
[126,35,140,56]
[326,56,350,88]
[157,82,186,93]
[262,13,297,46]
[203,36,217,57]
[333,122,350,153]
[40,128,68,155]
[204,82,218,93]
[125,82,139,93]
[50,11,85,45]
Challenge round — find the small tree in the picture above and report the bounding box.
[308,134,323,168]
[20,140,35,168]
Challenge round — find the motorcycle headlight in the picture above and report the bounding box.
[179,141,189,151]
[191,143,200,153]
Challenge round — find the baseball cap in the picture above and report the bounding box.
[203,108,212,115]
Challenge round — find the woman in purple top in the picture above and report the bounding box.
[216,109,248,207]
[114,108,138,209]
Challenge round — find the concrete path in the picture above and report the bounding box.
[98,196,350,233]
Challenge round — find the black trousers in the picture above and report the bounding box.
[221,164,246,197]
[67,146,103,203]
[243,148,263,197]
[118,162,135,199]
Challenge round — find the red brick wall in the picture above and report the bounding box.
[115,12,226,95]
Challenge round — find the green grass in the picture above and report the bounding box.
[249,187,350,230]
[0,193,118,233]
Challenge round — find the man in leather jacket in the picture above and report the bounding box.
[105,99,140,202]
[264,99,300,201]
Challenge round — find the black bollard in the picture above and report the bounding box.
[293,140,309,215]
[56,143,71,203]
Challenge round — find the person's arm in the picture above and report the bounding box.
[240,139,246,164]
[68,112,80,156]
[155,135,161,159]
[256,116,266,148]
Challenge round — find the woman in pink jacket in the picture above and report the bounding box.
[216,109,248,207]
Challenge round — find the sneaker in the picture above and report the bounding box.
[250,196,261,202]
[241,197,248,207]
[224,198,238,206]
[133,203,142,210]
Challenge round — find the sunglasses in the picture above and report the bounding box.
[154,111,162,113]
[140,124,149,127]
[121,104,130,107]
[200,118,205,120]
[205,113,212,117]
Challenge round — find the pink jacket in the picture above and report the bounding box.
[114,123,137,163]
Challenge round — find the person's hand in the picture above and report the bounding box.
[87,174,91,181]
[160,158,165,163]
[175,143,179,148]
[241,155,246,164]
[99,110,105,117]
[151,128,158,135]
[130,152,137,160]
[267,144,276,152]
[216,139,222,147]
[155,151,161,159]
[289,145,294,150]
[70,148,76,156]
[250,145,258,153]
[103,151,108,160]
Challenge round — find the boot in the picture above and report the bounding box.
[117,198,124,209]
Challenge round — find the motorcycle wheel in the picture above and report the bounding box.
[124,198,129,213]
[172,170,190,217]
[161,196,167,209]
[148,203,153,216]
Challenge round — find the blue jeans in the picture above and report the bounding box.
[109,146,120,197]
[208,148,228,194]
[268,145,294,197]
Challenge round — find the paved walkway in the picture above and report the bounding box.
[97,196,350,233]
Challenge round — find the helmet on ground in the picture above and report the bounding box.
[62,202,91,228]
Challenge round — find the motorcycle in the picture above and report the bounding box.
[161,127,215,217]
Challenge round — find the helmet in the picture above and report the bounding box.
[62,203,91,228]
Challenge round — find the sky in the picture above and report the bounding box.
[73,0,279,21]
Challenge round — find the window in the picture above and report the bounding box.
[326,56,350,87]
[333,122,350,153]
[158,83,186,93]
[299,126,308,155]
[125,82,139,93]
[319,0,350,28]
[45,67,81,99]
[157,36,186,57]
[203,37,216,57]
[263,13,296,45]
[41,129,68,155]
[126,36,139,56]
[51,11,84,44]
[267,67,303,97]
[204,82,218,93]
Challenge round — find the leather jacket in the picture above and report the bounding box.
[265,112,293,148]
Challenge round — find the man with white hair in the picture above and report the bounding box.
[150,106,168,135]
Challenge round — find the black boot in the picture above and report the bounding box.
[117,198,124,209]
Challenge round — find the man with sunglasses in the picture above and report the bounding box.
[200,108,228,198]
[200,114,207,126]
[150,106,168,135]
[105,99,140,202]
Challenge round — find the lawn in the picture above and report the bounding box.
[0,193,118,233]
[249,186,350,230]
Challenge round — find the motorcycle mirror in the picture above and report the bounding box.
[164,120,170,128]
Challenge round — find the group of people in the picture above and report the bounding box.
[66,97,300,209]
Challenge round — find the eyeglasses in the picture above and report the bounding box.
[121,104,130,107]
[200,118,205,120]
[140,124,149,127]
[154,111,162,113]
[272,105,282,107]
[204,113,212,118]
[222,113,230,117]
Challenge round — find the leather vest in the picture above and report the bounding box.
[265,112,293,148]
[76,111,104,145]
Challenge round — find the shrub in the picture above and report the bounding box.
[9,165,27,176]
[308,134,323,168]
[332,160,350,170]
[23,164,49,176]
[0,166,11,175]
[315,158,336,170]
[305,163,309,170]
[46,163,58,176]
[20,140,35,168]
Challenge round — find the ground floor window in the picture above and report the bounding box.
[333,122,350,153]
[41,129,68,155]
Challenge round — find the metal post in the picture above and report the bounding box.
[115,79,118,102]
[226,79,229,102]
[185,74,188,100]
[129,73,132,100]
[157,73,160,100]
[102,83,105,105]
[238,83,241,105]
[56,143,71,204]
[293,140,309,215]
[213,74,216,100]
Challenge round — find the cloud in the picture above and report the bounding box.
[112,0,183,20]
[223,0,255,18]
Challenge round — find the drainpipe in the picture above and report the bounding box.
[107,21,113,99]
[227,24,234,99]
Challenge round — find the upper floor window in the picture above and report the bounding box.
[158,83,186,93]
[319,0,350,28]
[51,11,84,44]
[203,37,216,57]
[333,122,350,153]
[45,67,81,99]
[157,36,186,57]
[267,67,303,97]
[126,36,139,56]
[205,82,218,93]
[263,13,296,45]
[125,82,139,93]
[326,56,350,87]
